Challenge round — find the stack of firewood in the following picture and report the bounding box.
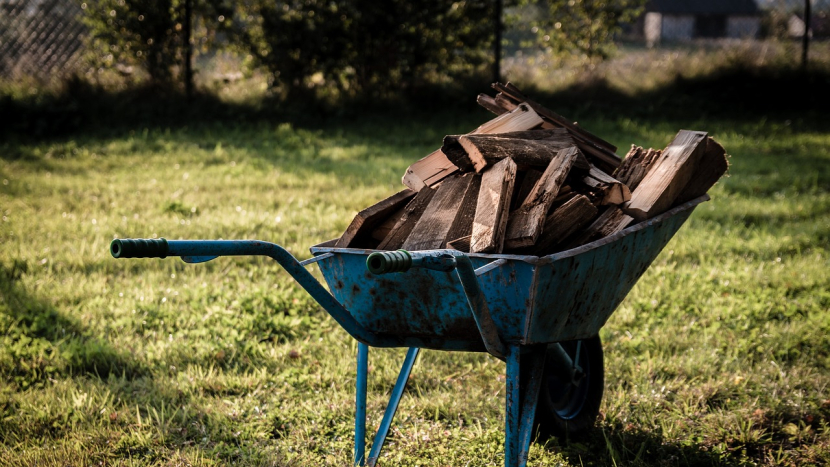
[335,82,728,256]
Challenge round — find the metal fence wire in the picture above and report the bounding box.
[0,0,87,82]
[0,0,825,84]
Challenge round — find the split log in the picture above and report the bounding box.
[525,194,598,256]
[674,136,728,204]
[371,206,406,242]
[336,189,416,248]
[477,94,506,116]
[613,145,662,191]
[442,127,575,172]
[443,174,482,247]
[510,169,543,212]
[456,135,572,173]
[401,103,544,191]
[504,146,579,249]
[580,166,631,205]
[491,82,620,166]
[377,186,436,250]
[470,157,518,253]
[624,130,708,221]
[561,206,634,250]
[402,174,477,251]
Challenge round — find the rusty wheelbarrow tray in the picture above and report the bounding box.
[110,195,708,467]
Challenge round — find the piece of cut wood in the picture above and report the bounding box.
[477,94,507,116]
[377,186,436,250]
[674,136,728,204]
[503,146,579,249]
[401,104,544,191]
[561,206,634,250]
[335,189,416,248]
[402,174,475,251]
[470,157,518,253]
[371,206,406,242]
[511,169,543,212]
[494,93,519,112]
[442,127,575,172]
[624,130,708,221]
[525,194,598,256]
[492,82,619,156]
[443,173,482,247]
[613,145,662,191]
[447,235,471,253]
[580,165,631,205]
[457,135,571,173]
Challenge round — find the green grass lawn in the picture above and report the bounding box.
[1,107,829,466]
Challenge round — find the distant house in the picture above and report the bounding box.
[642,0,761,45]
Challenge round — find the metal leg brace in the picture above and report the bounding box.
[355,345,420,467]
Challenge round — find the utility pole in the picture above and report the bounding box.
[184,0,193,98]
[493,0,502,84]
[802,0,811,70]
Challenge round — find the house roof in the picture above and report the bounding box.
[646,0,759,15]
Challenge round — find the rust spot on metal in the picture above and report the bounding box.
[335,280,344,289]
[352,284,360,294]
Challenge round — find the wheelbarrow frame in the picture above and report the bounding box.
[109,195,709,467]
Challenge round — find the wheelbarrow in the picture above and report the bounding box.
[109,194,709,467]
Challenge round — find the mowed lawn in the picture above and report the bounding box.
[1,109,829,466]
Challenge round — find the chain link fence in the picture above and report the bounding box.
[0,0,87,82]
[0,0,826,86]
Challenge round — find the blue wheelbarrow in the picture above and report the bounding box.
[109,195,708,467]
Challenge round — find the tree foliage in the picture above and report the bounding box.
[529,0,646,63]
[229,0,497,99]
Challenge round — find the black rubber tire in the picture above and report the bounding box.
[535,335,604,439]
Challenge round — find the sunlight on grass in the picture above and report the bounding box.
[1,108,829,466]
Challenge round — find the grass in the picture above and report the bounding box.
[2,55,830,465]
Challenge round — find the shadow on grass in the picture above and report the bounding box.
[0,260,275,463]
[2,64,830,143]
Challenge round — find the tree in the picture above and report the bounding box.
[528,0,646,63]
[228,0,497,99]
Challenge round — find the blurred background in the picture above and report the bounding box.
[1,0,828,133]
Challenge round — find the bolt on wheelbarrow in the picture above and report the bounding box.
[109,195,708,467]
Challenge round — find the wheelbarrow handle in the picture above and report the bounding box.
[111,238,169,258]
[110,238,403,348]
[367,249,506,359]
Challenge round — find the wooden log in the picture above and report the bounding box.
[613,145,662,191]
[492,82,619,157]
[377,186,436,250]
[446,235,471,253]
[457,135,570,173]
[443,173,482,247]
[442,127,575,172]
[494,93,519,112]
[580,165,631,205]
[401,104,544,191]
[335,189,417,248]
[674,136,728,204]
[561,206,634,250]
[470,157,518,253]
[511,169,543,212]
[624,130,708,221]
[402,174,476,251]
[371,206,406,242]
[477,93,507,116]
[524,194,598,256]
[503,146,579,249]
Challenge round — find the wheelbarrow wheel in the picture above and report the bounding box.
[535,335,604,439]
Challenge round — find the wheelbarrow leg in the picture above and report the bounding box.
[505,345,546,467]
[354,345,420,467]
[355,342,369,466]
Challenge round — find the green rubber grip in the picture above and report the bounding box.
[110,238,169,258]
[366,250,411,275]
